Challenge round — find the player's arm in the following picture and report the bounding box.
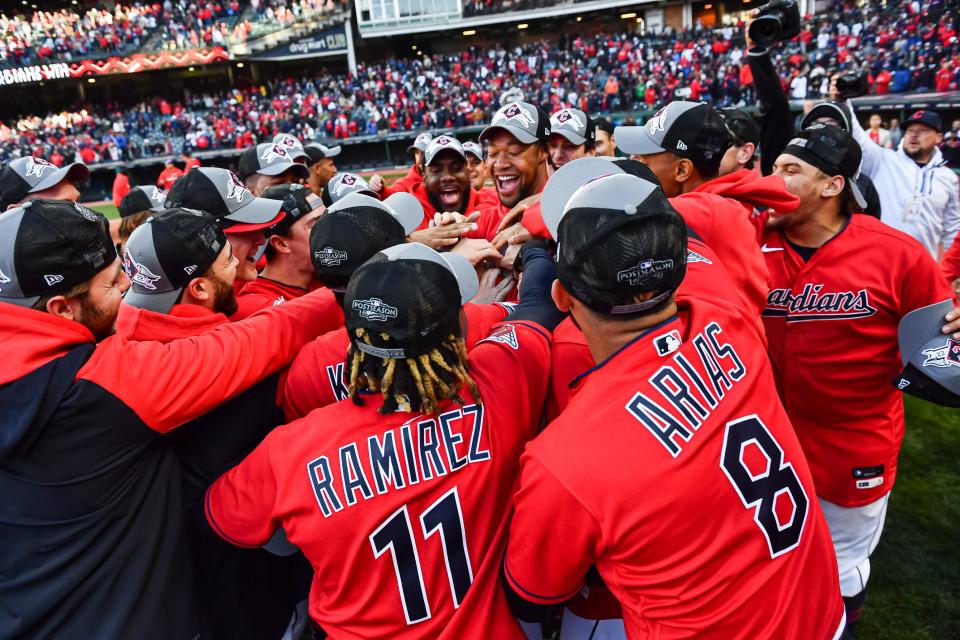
[205,436,281,547]
[80,288,344,433]
[845,99,889,178]
[502,452,602,621]
[898,246,959,341]
[941,229,960,293]
[463,301,513,348]
[278,333,344,421]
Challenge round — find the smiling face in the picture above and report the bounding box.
[226,229,267,281]
[548,134,588,172]
[485,129,548,208]
[466,153,487,191]
[424,150,471,214]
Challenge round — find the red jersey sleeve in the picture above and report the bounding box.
[205,434,280,547]
[79,289,344,433]
[504,452,601,605]
[464,302,511,348]
[900,248,955,315]
[230,292,273,321]
[519,201,550,239]
[280,329,350,421]
[941,230,960,285]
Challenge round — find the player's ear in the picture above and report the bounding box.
[551,279,572,313]
[821,175,845,199]
[183,276,210,304]
[269,233,289,253]
[675,158,694,184]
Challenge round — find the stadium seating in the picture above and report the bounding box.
[0,0,957,165]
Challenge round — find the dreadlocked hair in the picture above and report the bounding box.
[347,327,480,416]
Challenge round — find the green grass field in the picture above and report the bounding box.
[859,396,960,638]
[88,202,119,219]
[87,188,958,636]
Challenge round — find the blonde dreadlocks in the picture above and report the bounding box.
[347,328,480,416]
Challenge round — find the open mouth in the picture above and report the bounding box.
[440,188,461,208]
[496,174,521,197]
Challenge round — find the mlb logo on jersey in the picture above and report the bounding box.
[653,329,682,356]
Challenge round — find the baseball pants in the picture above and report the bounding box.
[819,494,890,597]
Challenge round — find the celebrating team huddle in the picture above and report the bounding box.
[3,15,960,640]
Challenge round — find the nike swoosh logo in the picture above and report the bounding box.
[761,244,784,253]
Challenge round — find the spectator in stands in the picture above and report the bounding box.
[941,119,960,168]
[237,143,309,196]
[867,114,893,149]
[849,107,960,259]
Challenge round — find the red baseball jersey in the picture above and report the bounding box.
[206,320,552,639]
[232,277,319,321]
[547,234,760,421]
[281,302,512,420]
[760,214,953,506]
[506,298,845,639]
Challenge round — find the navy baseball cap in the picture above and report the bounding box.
[0,199,114,308]
[119,186,167,218]
[345,243,478,359]
[0,156,89,210]
[122,208,226,314]
[165,167,284,234]
[800,101,852,132]
[902,110,942,133]
[783,124,867,210]
[260,183,323,236]
[894,299,960,407]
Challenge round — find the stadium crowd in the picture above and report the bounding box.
[1,0,958,166]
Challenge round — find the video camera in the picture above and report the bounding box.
[836,69,870,100]
[748,0,802,48]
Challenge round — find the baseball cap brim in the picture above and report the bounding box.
[381,242,478,304]
[898,299,955,366]
[800,103,851,131]
[425,145,466,167]
[551,128,588,146]
[257,161,310,179]
[323,145,342,158]
[327,191,423,236]
[463,146,483,161]
[613,126,665,155]
[541,157,626,239]
[848,177,868,211]
[123,286,183,315]
[31,162,89,193]
[223,197,284,233]
[479,123,539,145]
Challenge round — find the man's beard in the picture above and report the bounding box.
[77,297,117,342]
[210,274,239,317]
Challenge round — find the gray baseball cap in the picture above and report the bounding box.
[272,133,309,162]
[322,172,377,207]
[541,156,627,239]
[462,141,484,161]
[407,132,434,154]
[0,156,89,209]
[327,192,424,236]
[238,143,310,181]
[424,135,467,166]
[165,167,284,234]
[549,108,596,146]
[480,101,551,145]
[895,299,960,407]
[303,142,342,164]
[122,208,227,314]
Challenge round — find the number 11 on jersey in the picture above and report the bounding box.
[370,487,474,625]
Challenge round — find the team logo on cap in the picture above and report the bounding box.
[226,171,248,203]
[435,136,452,146]
[0,266,10,292]
[315,247,348,266]
[553,110,583,130]
[653,329,682,357]
[150,188,166,204]
[497,103,535,128]
[617,258,674,286]
[24,157,53,178]
[921,339,960,368]
[276,135,299,148]
[261,145,290,164]
[646,105,670,135]
[352,297,398,322]
[331,174,357,197]
[123,250,161,290]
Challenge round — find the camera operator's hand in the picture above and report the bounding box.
[829,74,841,102]
[743,8,762,50]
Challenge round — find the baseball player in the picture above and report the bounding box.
[280,191,509,420]
[0,155,88,210]
[593,117,617,157]
[321,171,380,207]
[205,241,563,638]
[117,208,311,638]
[547,108,596,173]
[238,142,310,196]
[303,141,343,195]
[502,173,846,639]
[165,167,285,285]
[272,132,311,163]
[760,123,960,634]
[371,131,433,198]
[232,183,325,319]
[480,101,551,214]
[0,199,344,638]
[116,185,166,249]
[463,141,489,192]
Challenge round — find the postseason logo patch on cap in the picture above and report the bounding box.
[617,258,674,286]
[315,246,348,267]
[352,297,398,321]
